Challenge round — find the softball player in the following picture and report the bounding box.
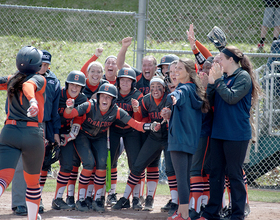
[51,70,87,210]
[0,46,45,220]
[63,83,159,213]
[113,76,172,211]
[106,68,143,209]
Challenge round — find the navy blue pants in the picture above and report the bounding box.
[202,138,249,220]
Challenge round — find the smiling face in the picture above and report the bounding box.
[142,57,157,81]
[119,77,133,95]
[175,61,190,84]
[68,83,82,98]
[150,81,164,99]
[169,63,178,88]
[99,93,113,112]
[104,58,118,81]
[88,64,103,86]
[161,64,169,76]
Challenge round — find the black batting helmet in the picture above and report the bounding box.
[157,54,179,68]
[116,67,137,89]
[16,46,43,75]
[97,83,118,106]
[65,70,86,90]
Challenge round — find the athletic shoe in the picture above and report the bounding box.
[52,198,72,210]
[139,195,145,205]
[197,217,207,220]
[85,196,93,209]
[244,203,251,217]
[92,198,105,213]
[168,202,179,217]
[132,197,143,211]
[161,199,172,212]
[101,196,105,206]
[66,196,75,209]
[75,200,89,212]
[13,206,27,216]
[167,211,191,220]
[143,195,154,211]
[106,193,117,206]
[39,198,44,214]
[37,214,42,220]
[219,205,231,218]
[112,197,130,210]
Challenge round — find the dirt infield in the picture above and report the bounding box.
[0,191,280,220]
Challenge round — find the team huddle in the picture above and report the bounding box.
[0,24,261,220]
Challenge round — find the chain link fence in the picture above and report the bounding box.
[1,1,280,189]
[145,0,280,189]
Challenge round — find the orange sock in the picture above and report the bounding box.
[202,174,210,206]
[39,170,48,192]
[77,169,92,201]
[108,167,117,195]
[189,176,204,213]
[67,166,79,197]
[146,167,159,198]
[0,168,15,196]
[54,171,70,199]
[93,169,106,200]
[123,172,141,199]
[24,171,41,220]
[225,176,231,207]
[168,175,178,204]
[243,169,249,204]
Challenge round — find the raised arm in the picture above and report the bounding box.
[116,37,133,69]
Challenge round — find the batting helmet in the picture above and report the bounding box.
[157,54,179,68]
[116,67,137,89]
[65,70,86,89]
[16,46,43,74]
[97,83,118,106]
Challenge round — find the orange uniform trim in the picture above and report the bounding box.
[5,119,39,127]
[80,55,98,77]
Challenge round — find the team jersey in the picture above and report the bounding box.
[70,99,137,138]
[141,91,171,139]
[111,87,143,133]
[58,87,87,134]
[4,74,46,123]
[102,75,117,85]
[83,78,109,99]
[132,67,151,95]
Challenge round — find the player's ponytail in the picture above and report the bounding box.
[7,71,28,101]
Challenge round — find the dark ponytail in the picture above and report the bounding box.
[7,71,28,101]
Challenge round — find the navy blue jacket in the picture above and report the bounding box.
[43,70,61,142]
[207,67,252,141]
[167,82,203,154]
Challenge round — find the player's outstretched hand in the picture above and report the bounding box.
[27,98,39,117]
[122,37,133,48]
[95,48,103,57]
[171,95,177,105]
[131,98,139,112]
[60,132,75,146]
[160,107,171,121]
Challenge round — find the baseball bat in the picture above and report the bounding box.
[106,128,111,192]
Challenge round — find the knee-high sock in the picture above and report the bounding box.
[24,171,41,220]
[54,171,70,199]
[202,174,210,206]
[67,166,79,197]
[146,167,159,198]
[123,172,140,199]
[39,170,48,192]
[140,171,145,197]
[77,169,92,201]
[243,169,249,204]
[108,167,117,195]
[168,175,178,204]
[86,170,95,198]
[225,176,231,208]
[0,168,15,196]
[189,176,204,213]
[133,178,141,198]
[93,169,106,200]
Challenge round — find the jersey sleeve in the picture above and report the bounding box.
[81,54,99,76]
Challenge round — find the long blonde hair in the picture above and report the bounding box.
[178,58,209,113]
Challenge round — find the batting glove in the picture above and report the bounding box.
[60,123,81,146]
[143,121,161,132]
[66,98,75,109]
[27,98,39,117]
